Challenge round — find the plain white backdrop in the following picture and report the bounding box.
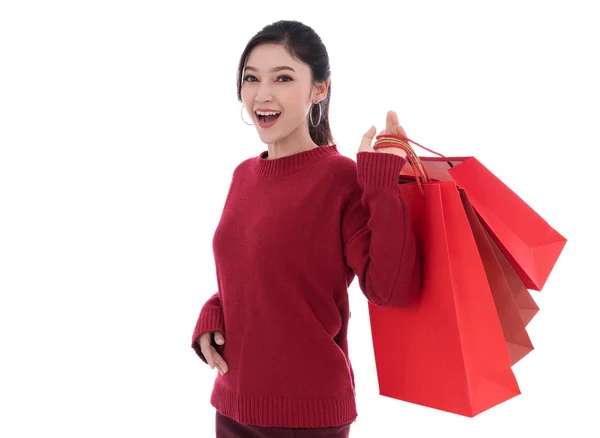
[1,1,598,437]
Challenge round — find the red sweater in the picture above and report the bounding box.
[191,144,421,428]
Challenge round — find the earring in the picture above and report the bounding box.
[310,102,322,128]
[241,104,254,126]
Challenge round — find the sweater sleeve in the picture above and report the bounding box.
[191,165,238,363]
[341,151,422,307]
[191,291,225,364]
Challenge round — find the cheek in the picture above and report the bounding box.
[240,82,258,101]
[282,89,309,117]
[240,88,252,106]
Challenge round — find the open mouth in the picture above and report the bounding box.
[255,111,281,125]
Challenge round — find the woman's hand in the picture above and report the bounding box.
[198,331,228,375]
[358,110,408,158]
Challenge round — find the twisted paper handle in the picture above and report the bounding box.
[375,133,447,158]
[373,133,432,192]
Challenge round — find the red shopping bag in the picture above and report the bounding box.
[460,189,534,366]
[369,170,520,416]
[397,149,539,325]
[398,144,566,291]
[483,212,539,327]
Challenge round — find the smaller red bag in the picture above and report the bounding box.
[396,139,567,291]
[492,241,540,328]
[460,189,535,365]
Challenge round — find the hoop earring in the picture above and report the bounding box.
[241,104,254,126]
[310,102,322,128]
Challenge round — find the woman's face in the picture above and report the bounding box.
[241,43,326,146]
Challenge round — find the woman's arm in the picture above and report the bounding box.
[191,291,225,364]
[341,151,422,307]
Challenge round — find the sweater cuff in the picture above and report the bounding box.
[357,151,407,188]
[191,308,224,364]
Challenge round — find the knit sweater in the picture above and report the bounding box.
[191,144,421,428]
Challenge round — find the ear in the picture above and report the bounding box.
[313,80,329,102]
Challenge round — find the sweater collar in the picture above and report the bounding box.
[254,144,339,178]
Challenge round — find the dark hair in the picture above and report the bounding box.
[236,20,335,146]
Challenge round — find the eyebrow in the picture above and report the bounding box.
[244,65,296,73]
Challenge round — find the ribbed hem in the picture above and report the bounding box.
[211,382,357,428]
[357,151,407,188]
[191,308,224,364]
[255,144,339,178]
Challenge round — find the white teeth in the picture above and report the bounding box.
[255,111,281,116]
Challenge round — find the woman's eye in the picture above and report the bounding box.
[243,75,292,83]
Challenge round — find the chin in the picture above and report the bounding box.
[258,131,285,145]
[257,134,275,145]
[256,122,295,145]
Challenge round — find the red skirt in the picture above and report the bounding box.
[215,410,352,438]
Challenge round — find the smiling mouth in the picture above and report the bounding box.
[255,112,281,124]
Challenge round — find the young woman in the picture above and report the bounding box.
[191,20,422,437]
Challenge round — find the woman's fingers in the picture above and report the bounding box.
[198,333,215,368]
[390,111,399,133]
[357,112,409,155]
[386,110,393,133]
[199,332,228,374]
[382,110,408,139]
[213,331,225,345]
[212,351,229,374]
[360,126,376,149]
[203,345,229,374]
[358,125,376,153]
[389,111,407,137]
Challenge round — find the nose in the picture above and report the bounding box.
[255,81,274,103]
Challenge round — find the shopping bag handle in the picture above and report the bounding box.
[374,133,457,169]
[373,134,431,192]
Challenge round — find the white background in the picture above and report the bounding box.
[1,1,598,437]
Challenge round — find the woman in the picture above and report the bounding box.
[191,20,422,437]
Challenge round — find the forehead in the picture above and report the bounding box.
[245,44,307,73]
